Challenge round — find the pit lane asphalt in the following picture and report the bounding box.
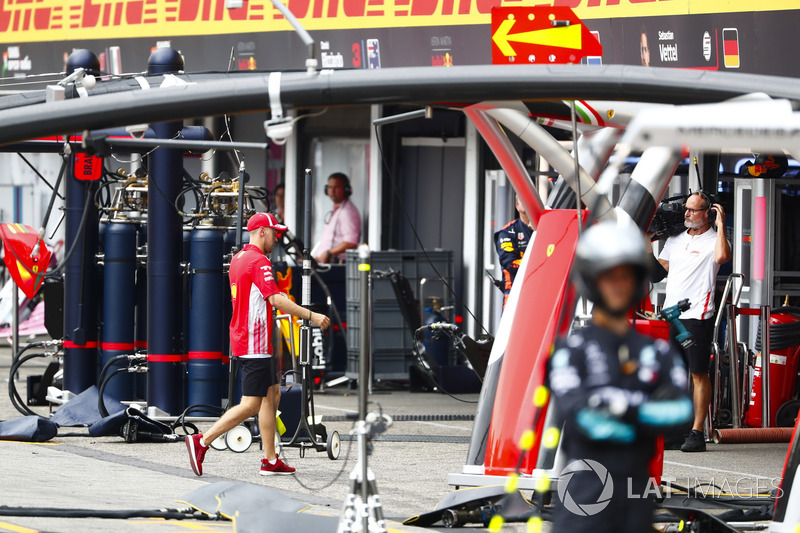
[0,342,791,532]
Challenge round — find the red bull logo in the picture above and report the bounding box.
[748,155,782,177]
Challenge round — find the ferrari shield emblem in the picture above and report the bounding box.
[0,223,51,298]
[546,244,555,257]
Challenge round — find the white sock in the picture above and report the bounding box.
[199,437,207,448]
[266,458,276,465]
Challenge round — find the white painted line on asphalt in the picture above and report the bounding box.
[417,421,472,432]
[315,404,473,431]
[314,402,353,412]
[314,404,355,413]
[663,460,778,481]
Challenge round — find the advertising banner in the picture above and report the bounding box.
[1,1,799,75]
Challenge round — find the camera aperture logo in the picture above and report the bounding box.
[558,459,613,516]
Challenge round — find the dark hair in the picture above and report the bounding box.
[327,172,352,197]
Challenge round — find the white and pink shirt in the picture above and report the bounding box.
[659,229,724,320]
[315,199,361,262]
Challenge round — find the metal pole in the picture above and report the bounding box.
[235,161,246,251]
[358,243,371,533]
[485,107,615,223]
[294,170,313,452]
[11,282,19,367]
[463,108,544,229]
[761,305,771,428]
[570,100,583,233]
[101,137,268,152]
[226,161,247,408]
[569,101,588,317]
[368,270,374,395]
[726,304,741,428]
[299,169,312,378]
[302,169,312,310]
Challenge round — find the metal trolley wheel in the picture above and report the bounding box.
[225,425,253,453]
[210,434,227,451]
[326,430,341,460]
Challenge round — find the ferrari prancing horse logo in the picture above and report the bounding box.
[546,244,555,257]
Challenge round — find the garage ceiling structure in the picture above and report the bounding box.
[1,65,800,145]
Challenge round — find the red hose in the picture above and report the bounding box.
[712,427,794,444]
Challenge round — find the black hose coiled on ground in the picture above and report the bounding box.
[98,354,131,387]
[171,404,222,436]
[97,367,130,418]
[756,306,800,351]
[14,341,51,360]
[8,353,50,417]
[96,354,147,417]
[8,341,62,417]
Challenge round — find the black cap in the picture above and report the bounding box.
[66,49,100,75]
[147,47,184,75]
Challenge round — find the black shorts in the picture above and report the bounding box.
[234,357,277,397]
[670,318,714,374]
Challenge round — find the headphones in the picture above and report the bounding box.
[324,172,352,198]
[687,190,718,223]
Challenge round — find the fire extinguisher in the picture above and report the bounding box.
[745,307,800,428]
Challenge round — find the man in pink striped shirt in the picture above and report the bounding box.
[313,172,361,264]
[186,212,330,476]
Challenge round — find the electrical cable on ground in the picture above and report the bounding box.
[8,352,52,417]
[0,505,219,521]
[286,421,356,492]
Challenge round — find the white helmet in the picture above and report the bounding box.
[572,221,650,314]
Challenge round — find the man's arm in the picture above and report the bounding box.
[267,293,331,329]
[317,241,357,263]
[495,232,520,274]
[711,203,732,264]
[645,232,669,275]
[315,204,360,263]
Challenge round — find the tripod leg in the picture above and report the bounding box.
[365,472,386,532]
[338,466,363,533]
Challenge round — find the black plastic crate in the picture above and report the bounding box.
[346,348,413,381]
[345,250,453,306]
[345,249,453,354]
[346,302,413,352]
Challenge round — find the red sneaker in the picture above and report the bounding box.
[185,434,209,476]
[260,457,296,476]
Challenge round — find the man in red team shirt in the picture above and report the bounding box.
[185,212,331,476]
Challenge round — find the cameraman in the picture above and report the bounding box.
[651,191,731,452]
